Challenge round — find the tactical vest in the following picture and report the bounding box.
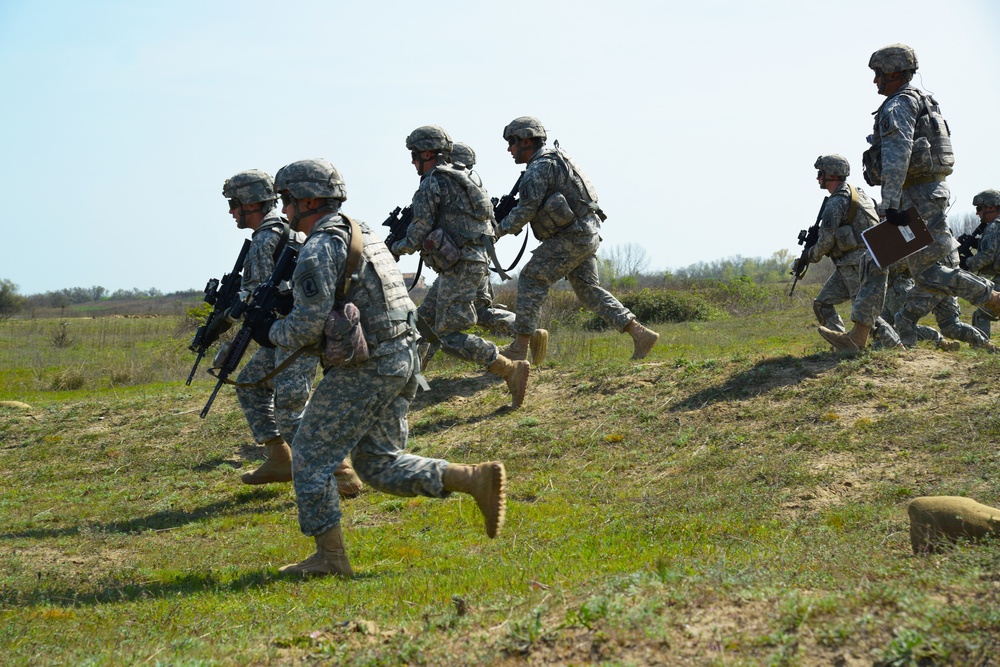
[428,163,494,246]
[862,87,955,186]
[829,184,879,259]
[314,216,415,349]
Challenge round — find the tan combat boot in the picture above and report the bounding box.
[335,460,363,498]
[625,320,659,360]
[529,329,549,367]
[501,334,531,361]
[980,291,1000,318]
[278,525,354,577]
[442,462,507,538]
[818,322,871,352]
[488,355,530,408]
[241,437,292,485]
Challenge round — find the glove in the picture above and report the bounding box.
[248,314,277,349]
[885,208,910,226]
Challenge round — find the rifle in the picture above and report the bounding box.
[200,244,298,418]
[186,239,252,385]
[788,196,828,297]
[491,172,524,224]
[957,220,989,269]
[382,206,413,249]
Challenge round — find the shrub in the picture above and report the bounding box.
[584,288,719,331]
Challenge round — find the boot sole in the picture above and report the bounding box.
[529,330,548,367]
[818,327,860,352]
[476,462,507,539]
[506,362,530,408]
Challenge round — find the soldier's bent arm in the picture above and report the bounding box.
[879,93,920,210]
[967,226,1000,274]
[239,225,283,301]
[393,178,441,256]
[500,160,556,236]
[808,195,848,263]
[270,234,346,350]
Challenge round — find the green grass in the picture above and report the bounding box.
[3,302,1000,664]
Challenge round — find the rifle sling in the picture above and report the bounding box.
[208,346,312,388]
[488,230,529,277]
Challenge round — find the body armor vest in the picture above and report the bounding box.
[863,87,955,186]
[315,216,415,349]
[428,164,494,245]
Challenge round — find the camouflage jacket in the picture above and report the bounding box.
[499,146,602,240]
[239,209,290,301]
[393,163,493,265]
[809,183,879,266]
[966,220,1000,276]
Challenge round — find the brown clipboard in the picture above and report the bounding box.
[861,208,934,269]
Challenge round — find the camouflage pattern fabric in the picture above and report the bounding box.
[270,209,453,537]
[514,233,634,336]
[421,274,514,367]
[238,209,286,300]
[965,220,1000,276]
[813,254,888,329]
[391,165,491,264]
[417,260,499,366]
[807,183,878,267]
[235,346,318,443]
[882,266,943,344]
[895,252,991,348]
[498,146,632,335]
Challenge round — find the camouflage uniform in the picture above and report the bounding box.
[809,182,890,331]
[392,161,500,367]
[499,145,634,335]
[235,208,318,444]
[865,82,994,306]
[881,265,947,346]
[271,211,453,536]
[966,221,1000,336]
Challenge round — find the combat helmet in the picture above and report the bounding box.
[451,142,476,168]
[223,169,277,204]
[503,116,546,142]
[868,44,919,73]
[814,155,850,178]
[274,159,347,201]
[406,125,453,153]
[973,189,1000,208]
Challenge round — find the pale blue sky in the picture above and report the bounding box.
[2,0,998,294]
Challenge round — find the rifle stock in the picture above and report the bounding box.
[186,238,252,385]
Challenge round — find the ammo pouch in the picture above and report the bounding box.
[322,302,369,367]
[530,192,576,240]
[422,227,462,272]
[862,146,881,186]
[834,225,859,253]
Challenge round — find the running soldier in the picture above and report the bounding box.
[964,189,1000,337]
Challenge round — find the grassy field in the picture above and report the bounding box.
[3,297,1000,665]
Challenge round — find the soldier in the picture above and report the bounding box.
[862,44,1000,322]
[391,126,530,408]
[801,156,894,351]
[222,170,361,493]
[418,142,518,370]
[881,266,962,351]
[263,159,508,577]
[964,190,1000,336]
[497,116,659,360]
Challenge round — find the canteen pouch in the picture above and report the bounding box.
[422,227,462,272]
[862,145,881,186]
[834,225,859,253]
[530,192,576,240]
[322,302,369,368]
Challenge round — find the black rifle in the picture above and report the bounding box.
[382,206,413,249]
[957,220,989,269]
[789,196,829,297]
[186,239,252,385]
[200,244,298,418]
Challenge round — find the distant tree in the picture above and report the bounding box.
[599,243,650,288]
[90,285,107,301]
[950,211,980,237]
[0,279,27,319]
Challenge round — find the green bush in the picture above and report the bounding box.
[584,288,719,330]
[707,276,788,316]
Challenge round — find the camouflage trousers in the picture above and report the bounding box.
[896,255,991,348]
[902,182,993,304]
[235,346,318,444]
[290,344,450,536]
[423,272,514,365]
[514,233,633,336]
[972,276,998,338]
[813,254,888,329]
[418,260,499,367]
[882,270,942,344]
